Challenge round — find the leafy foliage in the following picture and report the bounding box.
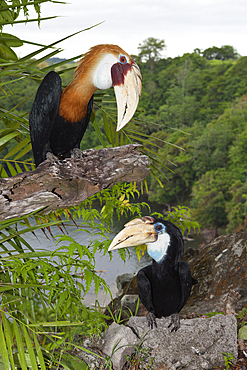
[238,325,247,340]
[0,3,155,370]
[202,45,239,61]
[237,308,247,341]
[137,37,166,73]
[0,183,148,368]
[152,206,200,235]
[191,168,233,236]
[133,44,247,233]
[222,352,235,370]
[1,5,244,366]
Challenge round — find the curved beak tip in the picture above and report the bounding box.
[114,63,142,131]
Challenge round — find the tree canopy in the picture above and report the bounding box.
[137,37,166,72]
[1,33,246,234]
[202,45,239,61]
[132,42,247,234]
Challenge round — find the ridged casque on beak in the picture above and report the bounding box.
[108,216,157,251]
[111,61,142,131]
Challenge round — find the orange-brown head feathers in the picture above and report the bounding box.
[59,44,141,129]
[74,44,133,81]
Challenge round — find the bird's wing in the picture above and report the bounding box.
[177,261,192,313]
[29,71,62,166]
[137,265,155,313]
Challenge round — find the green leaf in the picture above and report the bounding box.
[1,314,15,370]
[0,131,19,146]
[29,320,87,327]
[0,220,63,247]
[0,321,10,370]
[0,44,17,61]
[6,162,17,176]
[150,168,164,188]
[4,137,30,159]
[0,33,23,47]
[126,128,185,150]
[33,334,46,370]
[60,353,88,370]
[16,141,33,158]
[15,24,102,66]
[13,319,28,370]
[91,112,106,147]
[102,110,112,144]
[21,325,39,370]
[238,325,247,339]
[0,16,56,27]
[26,48,63,69]
[93,275,100,295]
[0,164,8,177]
[84,269,93,293]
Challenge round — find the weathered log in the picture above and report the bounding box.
[0,144,150,220]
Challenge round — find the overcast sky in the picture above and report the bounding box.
[5,0,247,60]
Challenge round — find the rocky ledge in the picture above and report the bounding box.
[74,229,247,370]
[107,229,247,320]
[73,313,239,370]
[185,228,247,316]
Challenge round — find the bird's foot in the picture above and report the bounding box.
[168,313,180,332]
[71,148,84,160]
[146,312,157,329]
[46,152,64,166]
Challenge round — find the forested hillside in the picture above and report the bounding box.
[134,42,247,236]
[1,42,247,235]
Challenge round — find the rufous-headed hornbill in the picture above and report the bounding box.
[29,44,142,167]
[108,216,193,331]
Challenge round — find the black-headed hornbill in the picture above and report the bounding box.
[108,216,193,331]
[29,44,142,167]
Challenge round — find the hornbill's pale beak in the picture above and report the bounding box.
[111,61,142,131]
[108,216,157,251]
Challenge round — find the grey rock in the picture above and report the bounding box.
[71,333,104,369]
[127,314,238,370]
[109,230,247,320]
[116,273,135,290]
[121,294,139,314]
[116,288,123,298]
[184,229,247,316]
[102,322,139,370]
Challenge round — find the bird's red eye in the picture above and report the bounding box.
[119,55,127,64]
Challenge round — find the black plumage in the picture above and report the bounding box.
[108,216,193,331]
[137,218,192,330]
[29,71,93,167]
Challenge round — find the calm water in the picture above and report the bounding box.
[23,199,204,307]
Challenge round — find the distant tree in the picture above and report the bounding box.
[203,45,239,60]
[229,124,247,181]
[191,168,233,237]
[138,37,166,72]
[226,180,247,232]
[160,59,201,126]
[194,48,201,55]
[191,111,237,178]
[148,130,195,205]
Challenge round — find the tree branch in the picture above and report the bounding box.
[0,144,150,221]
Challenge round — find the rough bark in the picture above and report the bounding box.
[0,144,150,220]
